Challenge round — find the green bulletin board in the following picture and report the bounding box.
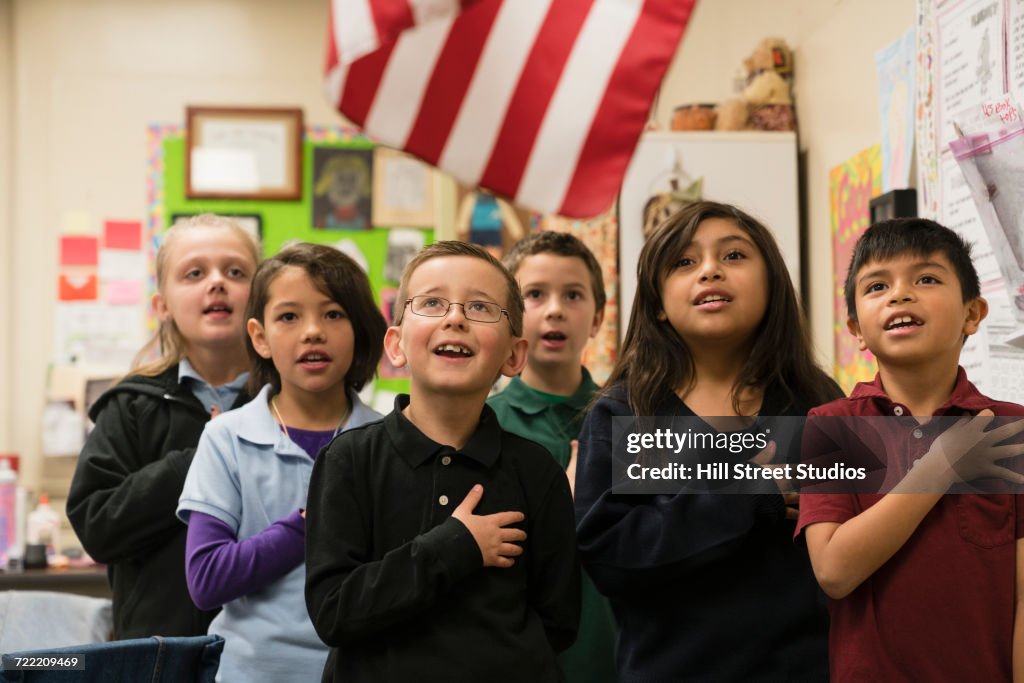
[160,126,431,398]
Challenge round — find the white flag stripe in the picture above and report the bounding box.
[323,63,348,110]
[516,0,642,213]
[363,16,456,148]
[437,0,553,185]
[410,0,462,25]
[335,0,380,65]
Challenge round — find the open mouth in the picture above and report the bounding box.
[542,331,567,342]
[884,315,924,330]
[203,303,232,314]
[299,351,332,363]
[694,294,732,305]
[434,343,474,358]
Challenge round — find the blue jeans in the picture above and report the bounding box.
[0,634,223,682]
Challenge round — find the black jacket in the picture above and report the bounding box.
[66,364,251,639]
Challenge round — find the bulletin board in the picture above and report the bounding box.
[916,0,1024,403]
[151,124,435,401]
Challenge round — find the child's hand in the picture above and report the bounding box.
[452,485,527,568]
[566,440,578,500]
[928,409,1024,485]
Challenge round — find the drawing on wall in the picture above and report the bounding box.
[372,147,436,228]
[384,229,426,283]
[456,187,528,258]
[312,147,373,230]
[830,145,882,394]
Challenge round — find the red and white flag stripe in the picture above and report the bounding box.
[325,0,696,218]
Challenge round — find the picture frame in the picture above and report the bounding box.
[311,146,374,230]
[170,213,263,243]
[372,147,436,228]
[186,106,303,200]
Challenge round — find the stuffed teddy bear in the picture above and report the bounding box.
[714,37,795,131]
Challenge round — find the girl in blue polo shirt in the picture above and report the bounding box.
[177,242,386,682]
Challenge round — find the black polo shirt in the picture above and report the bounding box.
[305,395,580,683]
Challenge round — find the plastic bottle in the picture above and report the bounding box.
[27,493,61,556]
[0,461,16,562]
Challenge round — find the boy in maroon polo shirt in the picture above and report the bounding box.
[797,218,1024,681]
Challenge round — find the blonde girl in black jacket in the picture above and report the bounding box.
[67,214,259,639]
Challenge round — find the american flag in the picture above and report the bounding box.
[325,0,696,218]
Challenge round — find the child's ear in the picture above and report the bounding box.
[590,308,605,338]
[152,292,169,323]
[846,317,868,352]
[500,337,529,378]
[247,319,272,359]
[962,297,989,336]
[383,326,408,369]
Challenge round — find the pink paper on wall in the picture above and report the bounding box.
[58,273,98,301]
[104,279,143,305]
[104,220,143,250]
[60,236,99,267]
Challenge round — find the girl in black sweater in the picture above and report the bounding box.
[575,202,841,681]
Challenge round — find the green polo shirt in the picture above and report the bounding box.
[489,368,616,683]
[488,369,599,470]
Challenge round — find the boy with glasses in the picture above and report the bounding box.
[305,241,580,683]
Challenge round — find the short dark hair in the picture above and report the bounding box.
[245,242,386,394]
[845,218,980,321]
[394,240,524,336]
[502,232,606,310]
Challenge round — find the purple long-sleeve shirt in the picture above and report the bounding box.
[184,426,334,610]
[185,510,305,610]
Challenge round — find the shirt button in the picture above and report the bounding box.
[441,455,452,466]
[438,495,449,506]
[912,428,923,439]
[894,406,904,416]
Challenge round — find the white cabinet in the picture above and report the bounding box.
[617,131,800,339]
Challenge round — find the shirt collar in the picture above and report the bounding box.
[178,358,249,392]
[236,384,380,452]
[849,366,993,414]
[501,367,600,415]
[235,384,295,449]
[386,394,502,468]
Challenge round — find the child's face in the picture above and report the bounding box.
[384,256,527,398]
[658,217,768,347]
[516,253,603,372]
[153,226,255,352]
[248,266,355,401]
[847,251,987,368]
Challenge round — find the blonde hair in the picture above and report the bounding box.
[129,214,261,378]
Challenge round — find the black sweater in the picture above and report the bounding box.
[66,365,250,639]
[574,383,830,682]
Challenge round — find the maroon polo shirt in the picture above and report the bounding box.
[796,367,1024,682]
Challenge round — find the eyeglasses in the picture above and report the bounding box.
[404,295,513,328]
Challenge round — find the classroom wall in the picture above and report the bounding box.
[3,0,344,496]
[0,0,13,456]
[656,0,915,373]
[1,0,915,495]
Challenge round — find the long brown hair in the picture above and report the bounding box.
[129,214,261,379]
[606,201,837,417]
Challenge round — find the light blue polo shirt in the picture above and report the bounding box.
[178,383,382,683]
[178,358,249,414]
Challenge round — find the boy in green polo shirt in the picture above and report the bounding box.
[488,231,615,683]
